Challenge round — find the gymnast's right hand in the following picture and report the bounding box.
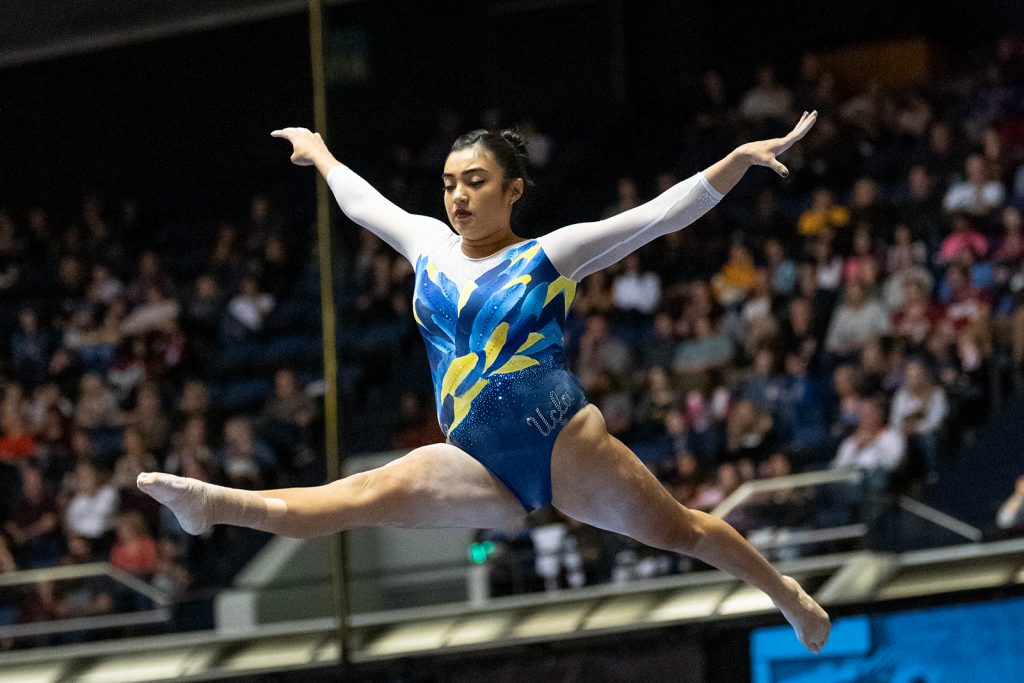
[270,127,331,167]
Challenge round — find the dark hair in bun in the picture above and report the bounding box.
[450,128,534,224]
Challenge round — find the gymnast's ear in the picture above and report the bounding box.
[506,176,525,206]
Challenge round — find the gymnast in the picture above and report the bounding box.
[138,110,831,652]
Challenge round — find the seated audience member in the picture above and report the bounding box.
[937,213,989,266]
[63,460,119,549]
[891,278,943,349]
[833,397,906,485]
[711,243,757,306]
[4,464,61,568]
[825,281,890,358]
[798,188,851,237]
[109,511,159,579]
[889,359,949,482]
[673,316,734,380]
[942,153,1006,216]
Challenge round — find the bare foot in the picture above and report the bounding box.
[772,575,831,653]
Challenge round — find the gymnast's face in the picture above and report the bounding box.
[442,145,523,238]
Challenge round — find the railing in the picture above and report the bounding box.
[0,562,171,641]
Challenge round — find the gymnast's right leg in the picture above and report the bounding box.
[137,443,527,538]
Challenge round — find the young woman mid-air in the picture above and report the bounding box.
[138,110,830,653]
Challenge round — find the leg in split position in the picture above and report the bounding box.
[137,442,526,538]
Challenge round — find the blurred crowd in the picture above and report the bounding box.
[0,192,324,643]
[3,31,1024,636]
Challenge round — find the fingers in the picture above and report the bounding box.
[769,157,789,178]
[269,127,314,139]
[786,110,818,141]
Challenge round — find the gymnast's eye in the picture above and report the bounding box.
[443,185,455,193]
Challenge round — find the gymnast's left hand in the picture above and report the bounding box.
[270,127,332,167]
[735,110,817,178]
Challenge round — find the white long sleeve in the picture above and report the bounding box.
[538,171,723,281]
[326,164,452,264]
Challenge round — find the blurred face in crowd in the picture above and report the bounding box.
[852,178,877,207]
[442,145,523,241]
[844,281,866,306]
[905,360,931,392]
[1003,207,1022,234]
[908,165,933,198]
[858,400,885,432]
[965,154,987,184]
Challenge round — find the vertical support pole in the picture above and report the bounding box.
[308,0,351,666]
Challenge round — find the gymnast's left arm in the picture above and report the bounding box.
[540,111,817,282]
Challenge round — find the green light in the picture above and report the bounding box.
[468,541,496,564]
[469,544,487,564]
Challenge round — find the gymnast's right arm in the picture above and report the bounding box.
[271,127,449,263]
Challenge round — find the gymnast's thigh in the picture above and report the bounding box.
[549,404,689,550]
[367,442,528,530]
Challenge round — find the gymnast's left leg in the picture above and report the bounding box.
[550,404,831,653]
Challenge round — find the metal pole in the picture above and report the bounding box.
[308,0,351,667]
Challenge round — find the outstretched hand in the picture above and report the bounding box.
[737,110,818,178]
[270,127,331,167]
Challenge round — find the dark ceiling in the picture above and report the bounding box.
[0,0,309,67]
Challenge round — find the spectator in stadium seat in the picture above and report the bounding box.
[724,399,778,465]
[808,238,844,296]
[125,383,171,458]
[63,460,119,547]
[833,397,906,484]
[3,464,61,568]
[996,475,1024,530]
[739,65,794,124]
[611,253,661,316]
[848,177,891,231]
[942,153,1006,216]
[218,417,275,489]
[109,511,159,579]
[886,223,929,273]
[895,164,944,250]
[689,462,744,512]
[829,364,863,442]
[575,313,633,390]
[0,405,36,463]
[672,315,734,383]
[891,278,943,349]
[712,242,757,306]
[798,188,850,237]
[843,225,881,286]
[640,312,678,372]
[601,177,640,219]
[10,308,54,388]
[224,275,275,338]
[881,244,934,311]
[889,359,948,482]
[763,238,796,296]
[994,206,1024,264]
[163,416,214,477]
[152,536,192,597]
[938,213,989,266]
[776,351,827,454]
[73,373,120,431]
[824,281,890,358]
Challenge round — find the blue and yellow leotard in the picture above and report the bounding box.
[413,239,585,509]
[327,164,723,510]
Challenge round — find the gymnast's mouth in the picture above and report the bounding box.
[454,208,472,218]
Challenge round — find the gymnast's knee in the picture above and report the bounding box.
[656,506,706,554]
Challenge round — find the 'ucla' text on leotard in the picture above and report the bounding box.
[326,164,723,509]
